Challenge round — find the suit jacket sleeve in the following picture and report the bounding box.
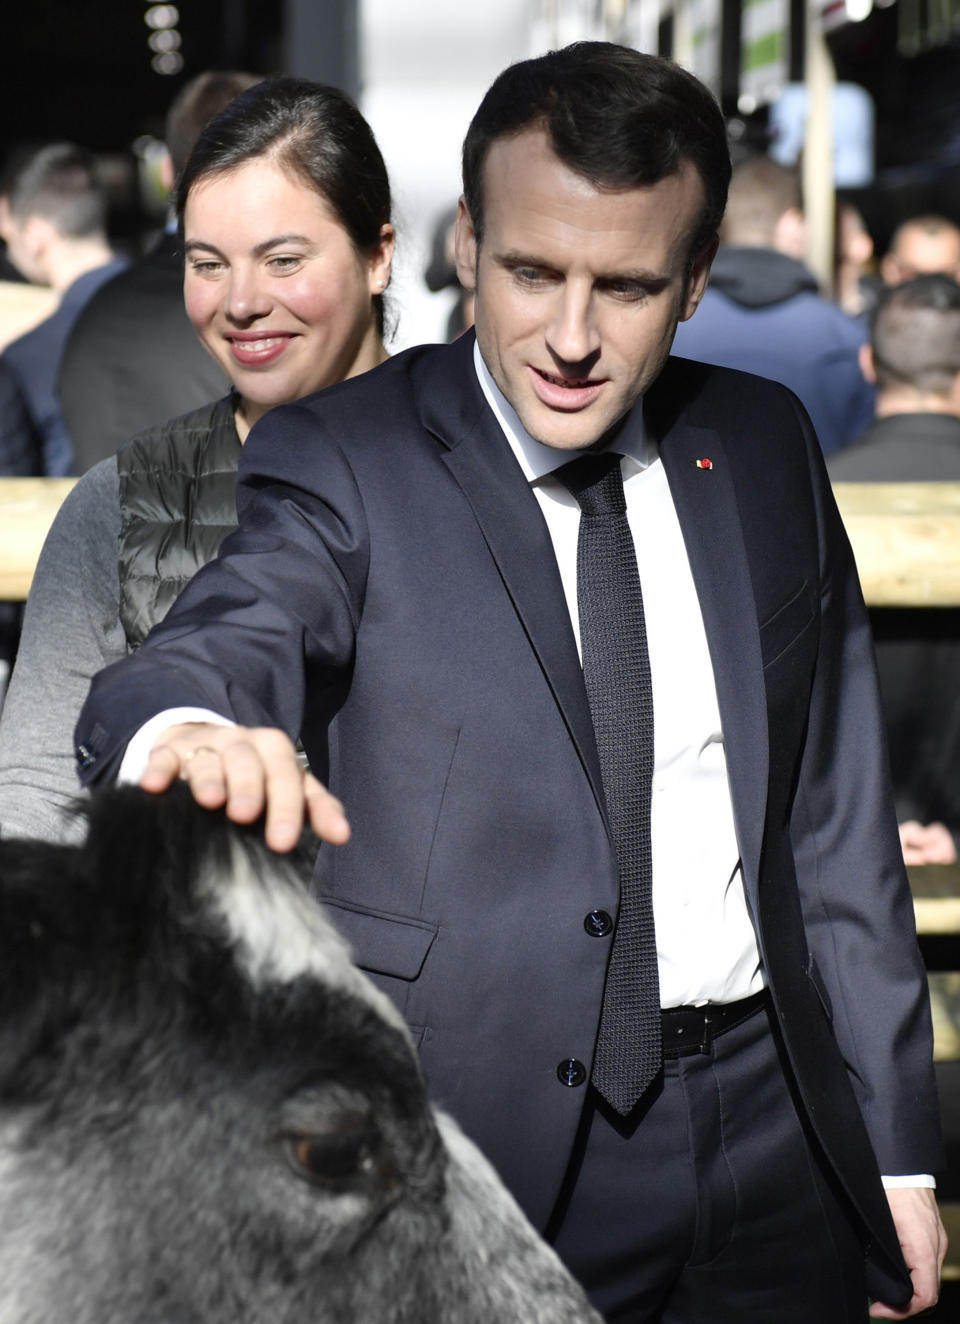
[788,394,943,1175]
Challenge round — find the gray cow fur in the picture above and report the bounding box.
[0,785,601,1324]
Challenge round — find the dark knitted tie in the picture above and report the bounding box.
[557,451,660,1115]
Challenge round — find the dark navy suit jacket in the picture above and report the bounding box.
[76,332,942,1306]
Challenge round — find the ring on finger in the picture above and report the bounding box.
[179,745,219,777]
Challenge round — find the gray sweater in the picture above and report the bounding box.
[0,458,125,840]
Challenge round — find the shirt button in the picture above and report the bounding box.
[584,909,613,937]
[557,1059,587,1087]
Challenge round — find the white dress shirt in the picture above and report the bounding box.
[475,342,764,1009]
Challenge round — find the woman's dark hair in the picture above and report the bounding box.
[462,42,730,274]
[176,77,392,334]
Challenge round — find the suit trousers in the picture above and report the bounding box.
[547,1002,870,1322]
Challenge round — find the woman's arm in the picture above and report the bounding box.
[0,459,125,841]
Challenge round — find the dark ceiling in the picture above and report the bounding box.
[0,0,283,156]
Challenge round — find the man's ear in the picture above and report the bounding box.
[774,206,807,261]
[859,342,877,385]
[454,197,477,293]
[679,236,718,322]
[17,215,55,281]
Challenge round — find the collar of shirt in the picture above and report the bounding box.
[472,339,658,484]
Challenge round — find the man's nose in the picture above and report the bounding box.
[546,286,599,366]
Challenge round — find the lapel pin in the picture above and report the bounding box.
[695,458,713,469]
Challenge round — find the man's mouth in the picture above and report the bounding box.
[530,365,606,410]
[538,369,595,388]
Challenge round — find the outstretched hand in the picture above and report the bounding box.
[141,722,350,852]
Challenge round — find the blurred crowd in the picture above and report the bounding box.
[0,70,959,869]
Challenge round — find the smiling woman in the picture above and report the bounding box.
[182,159,391,439]
[0,79,395,842]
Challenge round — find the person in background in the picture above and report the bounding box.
[74,44,943,1321]
[829,274,960,866]
[57,70,261,473]
[0,77,393,843]
[671,153,874,455]
[881,215,960,287]
[835,202,879,319]
[0,143,126,475]
[424,203,475,340]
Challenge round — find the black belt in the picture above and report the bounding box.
[661,989,769,1058]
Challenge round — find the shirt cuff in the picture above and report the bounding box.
[117,708,236,785]
[880,1174,936,1189]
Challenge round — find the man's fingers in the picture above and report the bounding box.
[141,739,194,793]
[871,1188,947,1318]
[139,723,351,853]
[304,774,351,847]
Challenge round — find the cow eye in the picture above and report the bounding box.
[286,1123,379,1186]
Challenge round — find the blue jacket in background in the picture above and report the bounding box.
[1,257,127,477]
[672,246,874,456]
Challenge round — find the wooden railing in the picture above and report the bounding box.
[0,478,77,601]
[3,478,960,605]
[834,482,960,607]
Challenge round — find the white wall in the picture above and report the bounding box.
[359,1,532,348]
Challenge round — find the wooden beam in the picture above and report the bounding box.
[0,280,58,353]
[3,479,960,606]
[910,864,960,935]
[833,482,960,606]
[803,0,836,292]
[0,478,76,601]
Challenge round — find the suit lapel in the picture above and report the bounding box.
[420,338,607,822]
[419,339,773,862]
[653,397,769,890]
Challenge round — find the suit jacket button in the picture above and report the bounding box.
[557,1059,587,1087]
[584,909,613,937]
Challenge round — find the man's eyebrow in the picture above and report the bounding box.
[495,250,671,288]
[494,250,554,269]
[595,269,670,287]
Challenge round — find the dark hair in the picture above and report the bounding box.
[165,70,263,176]
[176,77,392,334]
[461,42,730,268]
[870,274,960,395]
[2,142,106,238]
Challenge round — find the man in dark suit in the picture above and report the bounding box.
[75,44,944,1321]
[56,71,259,472]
